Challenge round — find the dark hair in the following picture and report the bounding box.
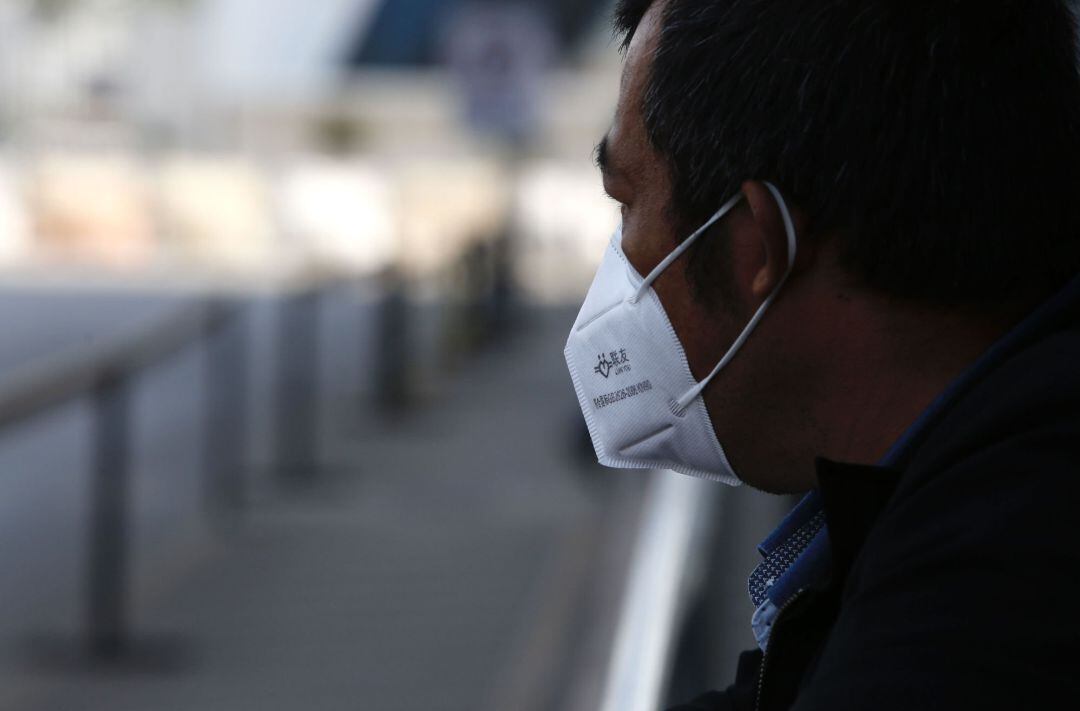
[615,0,1080,305]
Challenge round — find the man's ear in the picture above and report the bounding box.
[740,180,810,300]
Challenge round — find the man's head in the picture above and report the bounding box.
[598,0,1080,492]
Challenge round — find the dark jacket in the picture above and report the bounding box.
[669,275,1080,711]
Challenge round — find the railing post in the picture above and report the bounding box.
[204,303,248,521]
[87,374,132,661]
[275,286,322,482]
[375,268,410,415]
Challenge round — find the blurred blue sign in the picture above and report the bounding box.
[442,2,556,146]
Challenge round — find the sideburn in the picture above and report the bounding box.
[684,219,746,319]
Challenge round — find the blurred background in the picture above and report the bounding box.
[0,1,792,709]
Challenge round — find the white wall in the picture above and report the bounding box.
[195,0,380,101]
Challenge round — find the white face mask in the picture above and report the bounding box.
[564,182,798,484]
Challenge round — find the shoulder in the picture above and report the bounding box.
[904,323,1080,482]
[795,325,1080,708]
[856,323,1080,594]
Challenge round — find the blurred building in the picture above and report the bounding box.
[0,0,621,302]
[349,0,609,67]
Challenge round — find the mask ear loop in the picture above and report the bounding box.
[674,182,798,413]
[630,193,745,305]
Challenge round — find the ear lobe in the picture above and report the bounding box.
[751,269,774,296]
[741,180,802,300]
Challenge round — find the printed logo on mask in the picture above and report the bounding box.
[593,379,652,410]
[594,350,631,379]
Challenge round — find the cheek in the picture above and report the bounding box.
[621,208,677,278]
[622,210,737,381]
[619,221,650,277]
[651,262,736,381]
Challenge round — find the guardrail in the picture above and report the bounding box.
[0,269,419,663]
[0,300,242,660]
[597,473,717,711]
[0,270,571,688]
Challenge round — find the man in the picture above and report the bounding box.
[563,0,1080,709]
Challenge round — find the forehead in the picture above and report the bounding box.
[611,2,666,163]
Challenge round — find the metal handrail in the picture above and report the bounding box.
[598,473,717,711]
[0,299,236,661]
[0,271,405,665]
[0,302,227,429]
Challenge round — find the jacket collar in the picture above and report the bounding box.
[885,273,1080,471]
[815,458,902,580]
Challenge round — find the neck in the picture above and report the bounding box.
[813,295,1029,472]
[707,265,1042,495]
